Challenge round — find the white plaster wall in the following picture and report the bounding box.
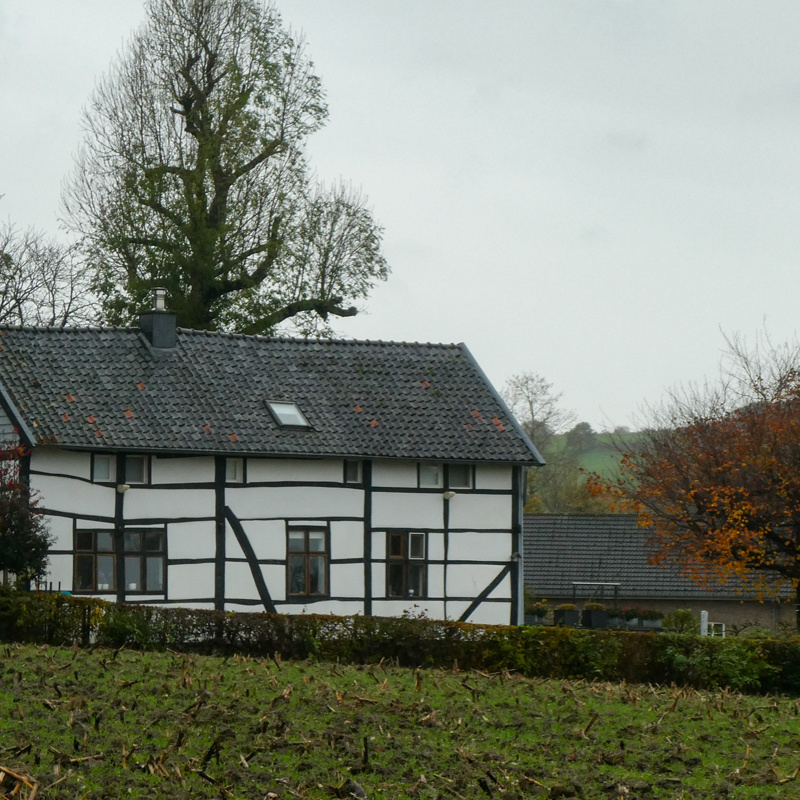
[371,532,386,560]
[445,601,471,621]
[151,456,213,484]
[475,464,512,490]
[123,486,215,520]
[170,601,214,610]
[372,460,417,488]
[428,563,444,598]
[428,532,445,562]
[226,485,363,520]
[448,494,512,530]
[372,492,443,529]
[280,600,365,616]
[46,553,73,591]
[75,518,114,529]
[229,519,285,560]
[247,458,342,483]
[330,520,364,559]
[449,531,511,562]
[468,601,512,626]
[371,600,445,619]
[225,561,261,600]
[371,563,385,596]
[330,562,364,596]
[34,474,115,518]
[32,448,90,479]
[47,515,74,551]
[168,562,215,599]
[487,572,512,600]
[168,521,215,561]
[447,563,510,599]
[259,564,286,601]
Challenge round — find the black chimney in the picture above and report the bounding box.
[139,288,177,348]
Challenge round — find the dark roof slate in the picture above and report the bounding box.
[0,325,542,463]
[523,514,784,600]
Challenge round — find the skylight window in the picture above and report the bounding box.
[267,400,310,428]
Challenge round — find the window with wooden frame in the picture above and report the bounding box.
[287,527,329,597]
[123,530,165,593]
[344,459,362,484]
[74,529,165,594]
[447,463,473,490]
[74,530,116,592]
[386,531,427,598]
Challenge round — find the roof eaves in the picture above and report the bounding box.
[457,343,545,466]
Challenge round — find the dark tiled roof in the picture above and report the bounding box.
[523,514,781,600]
[0,325,542,463]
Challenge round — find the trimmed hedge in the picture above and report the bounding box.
[1,589,798,694]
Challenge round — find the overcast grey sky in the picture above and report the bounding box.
[3,1,800,430]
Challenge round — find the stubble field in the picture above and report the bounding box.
[0,643,799,799]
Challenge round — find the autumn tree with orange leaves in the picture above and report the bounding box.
[590,334,800,628]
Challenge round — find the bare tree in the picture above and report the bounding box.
[63,0,388,336]
[502,371,575,449]
[0,224,94,327]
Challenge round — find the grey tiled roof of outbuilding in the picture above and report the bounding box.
[0,325,543,463]
[523,514,782,600]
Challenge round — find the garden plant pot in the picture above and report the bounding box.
[606,615,623,629]
[581,609,608,629]
[553,609,580,627]
[524,614,547,626]
[627,618,640,629]
[642,619,663,631]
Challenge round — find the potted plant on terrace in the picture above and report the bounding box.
[581,601,608,629]
[641,607,665,630]
[553,603,579,627]
[524,599,550,626]
[622,605,647,628]
[606,607,625,628]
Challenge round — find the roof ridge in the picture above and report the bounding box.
[173,328,463,348]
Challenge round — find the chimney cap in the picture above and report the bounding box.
[153,288,167,311]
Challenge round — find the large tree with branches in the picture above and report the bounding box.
[590,334,800,626]
[63,0,388,335]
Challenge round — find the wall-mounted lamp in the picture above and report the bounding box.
[443,490,457,500]
[116,484,131,494]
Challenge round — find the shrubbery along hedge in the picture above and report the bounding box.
[1,588,798,694]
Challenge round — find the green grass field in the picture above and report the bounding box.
[1,643,799,799]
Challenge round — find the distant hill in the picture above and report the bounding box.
[546,429,644,483]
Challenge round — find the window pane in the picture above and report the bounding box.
[308,531,325,552]
[75,555,94,590]
[308,555,327,595]
[144,531,163,552]
[76,531,94,551]
[419,463,441,487]
[125,556,141,590]
[268,401,309,427]
[124,532,142,552]
[146,557,163,592]
[387,563,405,598]
[409,533,425,560]
[126,456,146,483]
[97,531,113,551]
[407,564,425,598]
[388,532,403,558]
[226,458,242,482]
[449,464,472,489]
[288,555,307,594]
[93,455,112,482]
[344,460,361,483]
[97,556,115,591]
[288,531,305,553]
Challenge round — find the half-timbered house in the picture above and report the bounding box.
[0,302,542,624]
